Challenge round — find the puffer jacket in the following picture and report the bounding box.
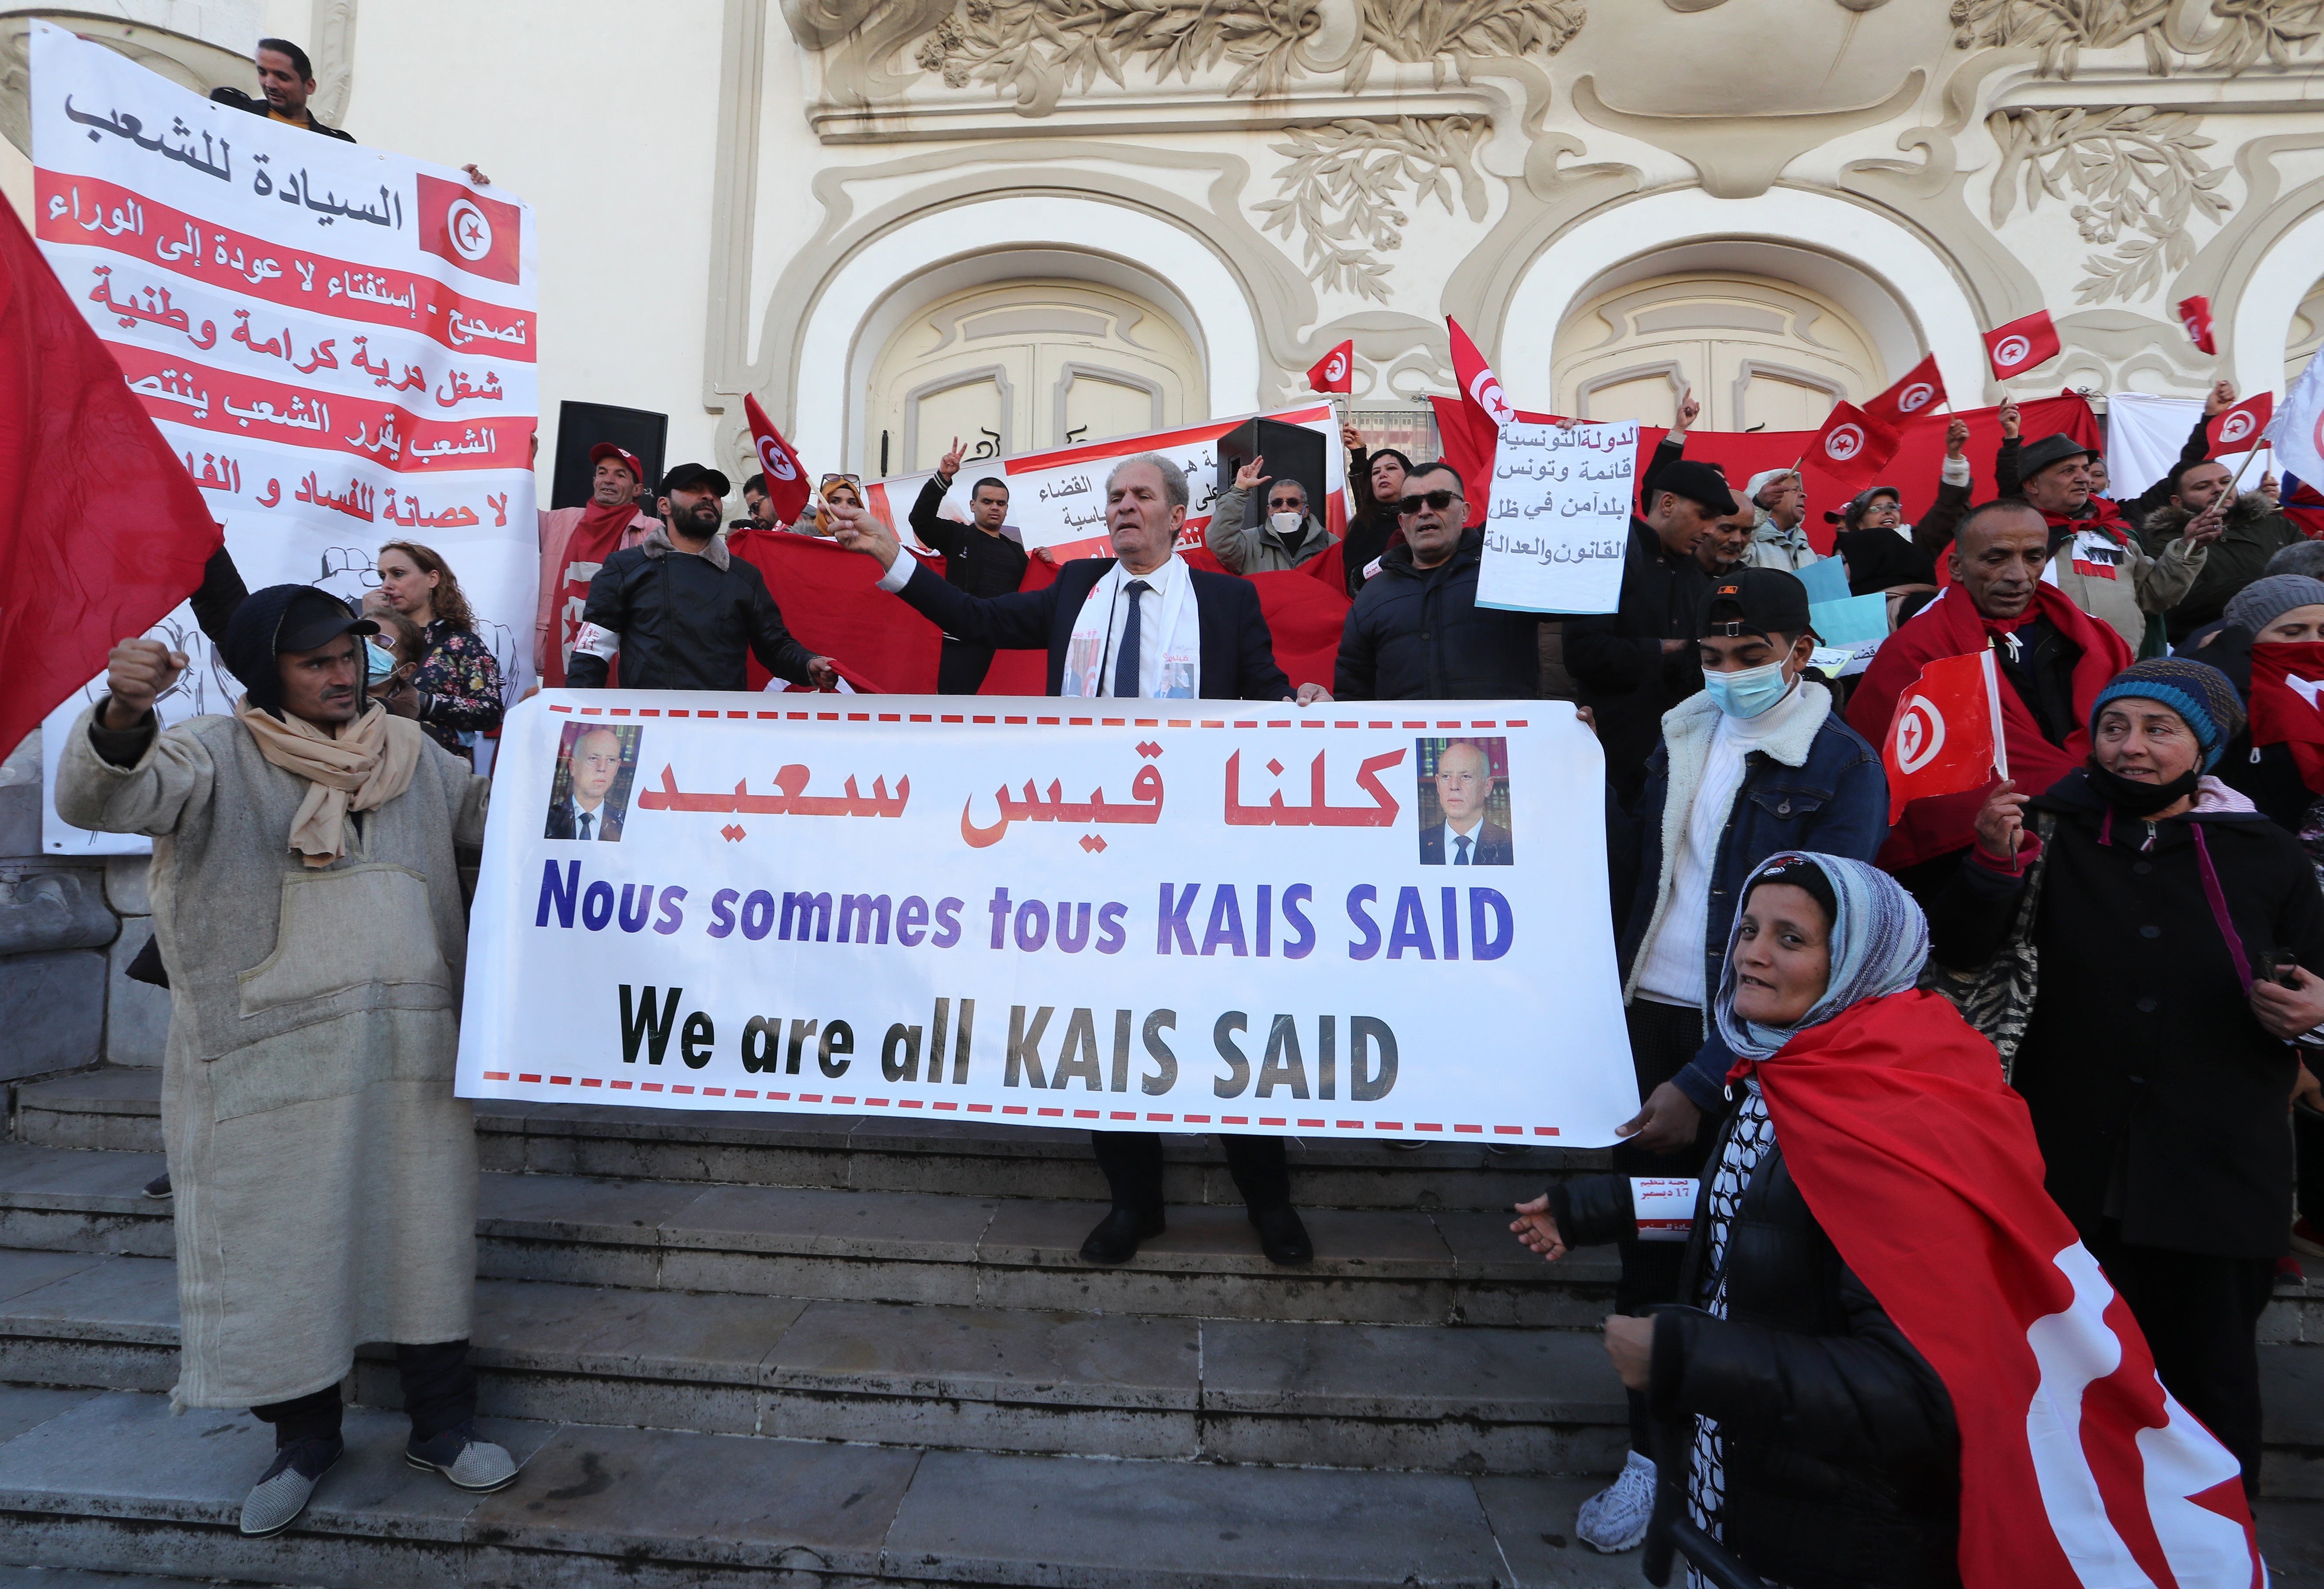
[569,523,816,691]
[1549,1139,1961,1589]
[1332,529,1539,700]
[2148,495,2309,642]
[1206,482,1336,573]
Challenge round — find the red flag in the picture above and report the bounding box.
[2248,640,2324,794]
[1747,990,2262,1589]
[1860,353,1947,426]
[1447,317,1518,434]
[1806,400,1901,492]
[1878,650,2005,823]
[1307,340,1353,395]
[2177,294,2217,355]
[2206,392,2273,458]
[1984,311,2061,380]
[414,173,522,285]
[742,393,813,526]
[0,199,220,755]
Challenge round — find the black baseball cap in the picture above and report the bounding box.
[659,462,732,497]
[276,586,378,652]
[1701,567,1812,640]
[1656,459,1740,517]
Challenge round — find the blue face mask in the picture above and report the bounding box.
[364,640,399,685]
[1701,658,1795,720]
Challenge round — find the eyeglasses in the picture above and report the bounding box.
[1396,489,1463,515]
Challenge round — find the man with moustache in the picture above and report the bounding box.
[536,444,657,686]
[1419,738,1512,865]
[544,726,627,841]
[568,462,840,693]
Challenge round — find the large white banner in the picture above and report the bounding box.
[873,402,1346,562]
[457,694,1638,1146]
[29,23,538,853]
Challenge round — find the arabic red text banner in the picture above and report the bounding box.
[457,696,1641,1144]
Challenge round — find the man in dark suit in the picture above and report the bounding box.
[543,726,626,841]
[830,452,1321,1269]
[1417,739,1512,865]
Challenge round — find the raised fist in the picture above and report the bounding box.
[102,637,186,729]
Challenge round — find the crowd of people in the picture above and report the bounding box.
[48,33,2321,1580]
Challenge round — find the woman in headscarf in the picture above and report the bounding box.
[1520,850,2262,1587]
[1934,655,2324,1497]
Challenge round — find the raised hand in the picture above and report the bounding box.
[1946,416,1970,458]
[1674,388,1700,433]
[1973,778,2027,861]
[1234,455,1269,493]
[102,637,186,730]
[825,500,900,570]
[1340,422,1362,452]
[938,437,966,482]
[1998,398,2021,440]
[2206,378,2237,417]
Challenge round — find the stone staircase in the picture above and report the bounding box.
[0,1066,2320,1587]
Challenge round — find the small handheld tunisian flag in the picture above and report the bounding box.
[2249,640,2324,794]
[1880,649,2006,823]
[1860,353,1946,426]
[415,173,522,285]
[0,193,220,755]
[1307,340,1353,395]
[1984,311,2061,380]
[2178,294,2218,355]
[1807,400,1901,492]
[742,393,812,527]
[1447,317,1517,433]
[2207,392,2273,459]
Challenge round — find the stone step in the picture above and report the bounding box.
[0,1384,1622,1588]
[0,1145,1619,1327]
[0,1249,1628,1476]
[14,1067,1595,1211]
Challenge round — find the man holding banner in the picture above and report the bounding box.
[829,456,1325,1266]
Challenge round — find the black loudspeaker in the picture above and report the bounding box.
[1215,416,1327,531]
[550,402,670,510]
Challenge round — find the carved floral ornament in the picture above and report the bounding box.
[1952,0,2324,77]
[1988,107,2231,304]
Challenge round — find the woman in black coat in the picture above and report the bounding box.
[1930,656,2324,1492]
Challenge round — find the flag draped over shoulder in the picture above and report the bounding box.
[1742,990,2261,1589]
[0,194,220,753]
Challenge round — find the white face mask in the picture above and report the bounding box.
[1269,510,1303,536]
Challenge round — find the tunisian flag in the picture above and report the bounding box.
[742,393,812,526]
[1308,340,1353,395]
[2248,640,2324,794]
[1806,400,1901,492]
[1743,989,2261,1589]
[1861,353,1947,427]
[1986,311,2062,380]
[1877,650,2006,824]
[0,196,220,755]
[2178,295,2218,355]
[2206,393,2273,459]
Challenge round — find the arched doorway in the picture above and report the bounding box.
[1552,271,1887,431]
[866,279,1204,474]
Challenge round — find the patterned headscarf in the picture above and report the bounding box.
[1713,851,1930,1060]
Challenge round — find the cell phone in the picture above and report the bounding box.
[2258,949,2302,989]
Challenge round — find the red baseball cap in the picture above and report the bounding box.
[589,442,644,483]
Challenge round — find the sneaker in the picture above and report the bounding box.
[405,1421,518,1493]
[2295,1218,2324,1260]
[239,1435,343,1537]
[142,1172,171,1200]
[1575,1449,1656,1554]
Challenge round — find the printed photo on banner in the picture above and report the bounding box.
[1417,737,1512,866]
[545,722,640,842]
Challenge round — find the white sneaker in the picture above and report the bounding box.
[1575,1449,1655,1554]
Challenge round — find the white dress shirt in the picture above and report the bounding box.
[876,549,1194,699]
[1435,819,1487,864]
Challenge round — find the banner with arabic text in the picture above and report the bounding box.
[1477,420,1638,615]
[457,693,1638,1144]
[29,23,538,851]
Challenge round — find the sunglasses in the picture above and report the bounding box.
[1396,489,1463,515]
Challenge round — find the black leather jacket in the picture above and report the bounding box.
[569,535,814,691]
[1550,1115,1961,1589]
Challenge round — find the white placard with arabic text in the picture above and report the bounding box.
[457,694,1638,1146]
[30,23,538,852]
[1476,420,1638,616]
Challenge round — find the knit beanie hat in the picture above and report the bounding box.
[2223,573,2324,637]
[2089,658,2245,770]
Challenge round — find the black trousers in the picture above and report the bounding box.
[937,637,996,696]
[250,1340,476,1448]
[1090,1131,1291,1216]
[1612,997,1719,1452]
[2298,1102,2324,1222]
[2087,1225,2275,1495]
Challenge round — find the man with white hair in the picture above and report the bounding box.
[830,452,1323,1270]
[1739,468,1821,573]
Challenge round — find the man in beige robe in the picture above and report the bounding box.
[55,584,516,1537]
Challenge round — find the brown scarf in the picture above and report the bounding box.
[236,697,424,867]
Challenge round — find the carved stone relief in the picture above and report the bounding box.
[0,12,257,154]
[307,0,357,130]
[1988,106,2231,304]
[1253,115,1489,303]
[1951,0,2324,78]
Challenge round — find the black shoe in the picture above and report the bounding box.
[142,1172,172,1200]
[1250,1204,1313,1266]
[1079,1205,1165,1265]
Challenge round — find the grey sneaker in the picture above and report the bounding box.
[239,1435,342,1537]
[142,1171,172,1200]
[405,1421,517,1493]
[1575,1449,1656,1554]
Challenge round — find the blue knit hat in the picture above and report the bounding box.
[2089,658,2245,770]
